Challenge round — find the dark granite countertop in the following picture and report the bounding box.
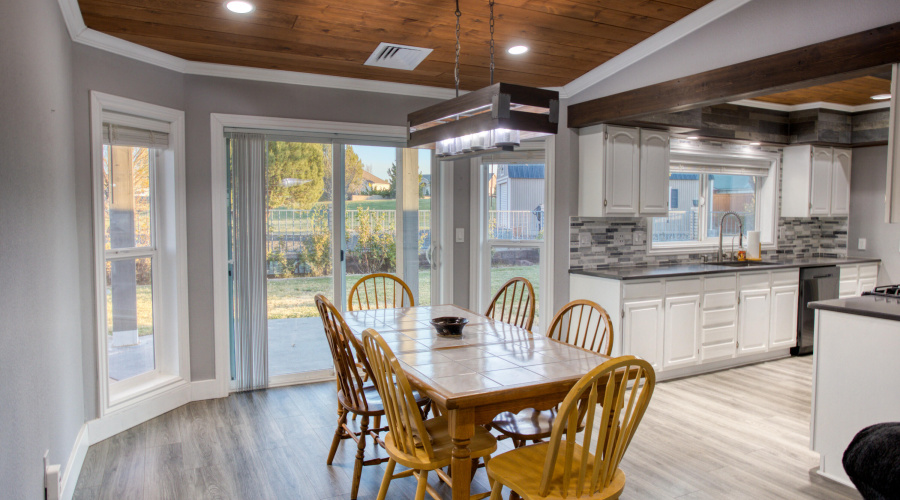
[569,257,881,281]
[810,295,900,322]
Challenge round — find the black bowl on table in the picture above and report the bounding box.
[430,317,468,336]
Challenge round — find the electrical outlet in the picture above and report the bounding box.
[578,232,592,246]
[455,228,465,243]
[858,238,867,251]
[614,233,629,246]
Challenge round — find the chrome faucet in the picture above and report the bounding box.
[717,211,744,262]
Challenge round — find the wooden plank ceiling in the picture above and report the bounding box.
[751,75,892,107]
[76,0,713,90]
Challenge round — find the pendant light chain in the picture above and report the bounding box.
[455,0,461,97]
[489,0,495,85]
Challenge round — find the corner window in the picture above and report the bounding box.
[91,92,190,413]
[651,145,778,253]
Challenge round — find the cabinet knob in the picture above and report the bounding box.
[604,199,608,207]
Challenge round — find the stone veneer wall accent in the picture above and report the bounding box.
[569,216,848,270]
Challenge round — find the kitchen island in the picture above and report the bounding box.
[809,295,900,489]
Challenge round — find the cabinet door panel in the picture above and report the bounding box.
[810,147,833,216]
[769,284,798,349]
[639,129,670,215]
[605,126,640,215]
[858,277,877,296]
[831,149,852,216]
[738,288,770,355]
[623,299,664,371]
[663,294,700,369]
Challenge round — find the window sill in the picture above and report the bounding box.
[648,241,776,256]
[108,373,188,414]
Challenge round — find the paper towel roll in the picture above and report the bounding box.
[747,231,761,260]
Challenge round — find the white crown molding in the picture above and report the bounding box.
[563,0,753,99]
[56,0,86,39]
[185,61,459,99]
[730,98,892,113]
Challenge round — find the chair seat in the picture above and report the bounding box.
[486,441,626,500]
[384,415,497,471]
[339,385,429,417]
[491,408,558,441]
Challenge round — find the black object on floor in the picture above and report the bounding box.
[843,422,900,500]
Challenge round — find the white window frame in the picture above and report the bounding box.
[649,144,780,255]
[470,137,555,331]
[90,92,190,416]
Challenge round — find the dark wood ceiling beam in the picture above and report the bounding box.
[568,22,900,128]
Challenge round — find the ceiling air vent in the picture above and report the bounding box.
[364,42,433,71]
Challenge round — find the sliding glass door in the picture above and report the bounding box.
[228,135,436,387]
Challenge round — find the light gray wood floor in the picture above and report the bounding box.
[73,356,861,499]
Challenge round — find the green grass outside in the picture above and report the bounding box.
[106,285,154,337]
[274,198,431,212]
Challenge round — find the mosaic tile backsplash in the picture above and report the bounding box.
[569,216,848,271]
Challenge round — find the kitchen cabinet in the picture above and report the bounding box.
[769,284,799,349]
[781,145,851,218]
[578,125,669,217]
[570,268,799,380]
[623,298,664,371]
[839,263,879,298]
[662,280,701,369]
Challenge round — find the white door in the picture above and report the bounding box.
[663,294,701,369]
[769,284,799,349]
[639,129,670,215]
[830,149,852,216]
[737,288,771,355]
[604,126,640,215]
[623,298,664,371]
[809,147,833,216]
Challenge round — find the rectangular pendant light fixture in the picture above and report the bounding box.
[407,83,559,158]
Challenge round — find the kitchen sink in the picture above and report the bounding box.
[714,260,776,267]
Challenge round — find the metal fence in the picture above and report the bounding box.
[490,208,544,240]
[652,209,755,242]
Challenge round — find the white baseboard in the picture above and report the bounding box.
[191,378,226,401]
[656,349,791,382]
[60,423,90,500]
[88,381,192,444]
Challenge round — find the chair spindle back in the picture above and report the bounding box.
[485,277,536,331]
[348,273,414,311]
[362,329,434,459]
[539,356,655,498]
[315,294,370,411]
[546,299,614,355]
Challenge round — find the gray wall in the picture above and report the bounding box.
[71,45,185,420]
[450,159,473,307]
[849,146,899,283]
[0,0,85,497]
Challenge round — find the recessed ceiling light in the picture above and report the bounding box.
[749,142,761,146]
[508,46,529,55]
[226,1,254,13]
[871,94,892,100]
[686,136,699,140]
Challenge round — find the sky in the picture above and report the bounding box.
[352,145,432,180]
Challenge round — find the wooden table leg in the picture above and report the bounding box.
[448,408,475,500]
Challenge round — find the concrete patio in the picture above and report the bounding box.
[108,316,334,382]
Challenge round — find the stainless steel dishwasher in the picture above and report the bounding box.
[791,265,839,356]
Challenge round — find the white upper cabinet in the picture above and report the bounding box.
[782,145,851,218]
[605,126,641,214]
[830,149,852,216]
[578,125,670,217]
[639,129,671,215]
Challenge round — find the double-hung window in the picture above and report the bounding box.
[91,92,190,413]
[651,144,779,252]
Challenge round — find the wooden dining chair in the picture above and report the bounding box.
[486,356,656,500]
[485,277,536,332]
[491,300,614,448]
[315,294,430,500]
[348,273,415,311]
[362,328,498,500]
